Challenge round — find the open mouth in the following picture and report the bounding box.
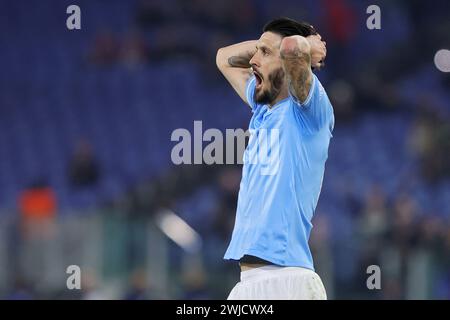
[253,71,263,90]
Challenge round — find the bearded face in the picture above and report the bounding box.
[253,67,285,105]
[250,32,287,106]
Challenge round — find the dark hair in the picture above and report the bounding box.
[263,17,317,38]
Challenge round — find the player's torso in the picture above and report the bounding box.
[241,98,330,197]
[225,75,334,266]
[236,97,331,250]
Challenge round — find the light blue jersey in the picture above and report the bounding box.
[224,73,334,270]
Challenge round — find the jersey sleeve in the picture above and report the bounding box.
[290,73,334,133]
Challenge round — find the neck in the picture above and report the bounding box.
[268,87,289,108]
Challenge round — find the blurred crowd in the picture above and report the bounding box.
[98,0,449,299]
[1,0,449,299]
[87,0,450,119]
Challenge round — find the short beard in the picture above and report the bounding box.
[254,68,285,106]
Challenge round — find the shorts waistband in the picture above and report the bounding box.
[240,265,314,282]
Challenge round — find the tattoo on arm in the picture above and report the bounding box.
[281,49,312,104]
[228,55,252,68]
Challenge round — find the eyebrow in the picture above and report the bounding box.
[256,44,272,52]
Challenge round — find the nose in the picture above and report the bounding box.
[249,53,260,68]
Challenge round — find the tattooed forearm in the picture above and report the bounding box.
[280,38,312,104]
[216,40,257,104]
[228,55,252,68]
[216,40,256,70]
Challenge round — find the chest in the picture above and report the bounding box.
[249,105,289,131]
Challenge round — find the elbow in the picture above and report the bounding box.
[216,47,226,70]
[280,36,310,59]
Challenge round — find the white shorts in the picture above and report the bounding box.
[227,265,327,300]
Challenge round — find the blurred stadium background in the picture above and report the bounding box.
[0,0,449,299]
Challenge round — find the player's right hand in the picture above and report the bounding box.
[306,34,327,70]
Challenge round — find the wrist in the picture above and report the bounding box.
[280,36,311,59]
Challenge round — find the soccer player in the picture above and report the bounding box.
[216,17,334,300]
